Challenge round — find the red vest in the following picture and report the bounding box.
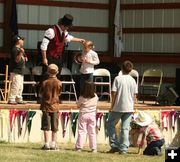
[47,25,65,58]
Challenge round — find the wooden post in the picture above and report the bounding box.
[3,0,12,52]
[108,0,116,56]
[4,65,8,101]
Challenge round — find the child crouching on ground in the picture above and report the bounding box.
[75,81,98,153]
[134,111,165,156]
[40,64,62,150]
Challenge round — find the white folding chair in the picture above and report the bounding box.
[60,67,77,101]
[93,68,111,102]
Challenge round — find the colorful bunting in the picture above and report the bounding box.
[96,112,103,131]
[58,111,61,119]
[161,111,170,131]
[170,111,177,131]
[62,112,71,138]
[18,110,27,135]
[26,111,36,135]
[177,111,180,131]
[9,109,19,132]
[71,112,78,137]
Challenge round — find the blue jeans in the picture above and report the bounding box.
[107,111,132,152]
[143,139,165,155]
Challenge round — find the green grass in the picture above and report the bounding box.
[0,142,165,162]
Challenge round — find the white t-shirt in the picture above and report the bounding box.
[80,49,100,74]
[112,75,138,112]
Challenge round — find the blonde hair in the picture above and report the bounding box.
[84,40,95,49]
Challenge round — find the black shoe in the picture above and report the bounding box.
[107,147,119,153]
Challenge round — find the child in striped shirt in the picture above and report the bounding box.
[134,111,165,156]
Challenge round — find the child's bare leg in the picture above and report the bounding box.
[42,131,50,149]
[51,131,57,149]
[52,131,57,142]
[44,131,49,143]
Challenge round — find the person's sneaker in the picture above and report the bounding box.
[154,147,162,156]
[119,150,127,154]
[91,149,97,153]
[41,145,50,151]
[50,146,59,151]
[17,101,27,104]
[106,147,119,153]
[8,101,17,105]
[75,148,82,152]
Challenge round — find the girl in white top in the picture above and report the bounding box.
[80,40,100,88]
[75,81,98,153]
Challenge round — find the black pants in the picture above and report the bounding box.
[143,139,165,155]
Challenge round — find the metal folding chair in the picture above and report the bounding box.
[139,69,163,102]
[23,66,37,98]
[60,67,77,101]
[93,68,111,102]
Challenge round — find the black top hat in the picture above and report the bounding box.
[58,14,73,27]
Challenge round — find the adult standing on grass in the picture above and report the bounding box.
[41,14,85,78]
[40,64,62,150]
[107,60,138,154]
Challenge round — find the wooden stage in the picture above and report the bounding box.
[0,101,180,111]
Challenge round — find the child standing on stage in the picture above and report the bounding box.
[80,40,100,87]
[40,64,62,150]
[75,81,98,153]
[8,35,28,104]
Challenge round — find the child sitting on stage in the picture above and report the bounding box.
[40,64,62,150]
[75,81,98,153]
[134,111,165,156]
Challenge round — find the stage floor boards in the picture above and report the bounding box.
[0,101,180,110]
